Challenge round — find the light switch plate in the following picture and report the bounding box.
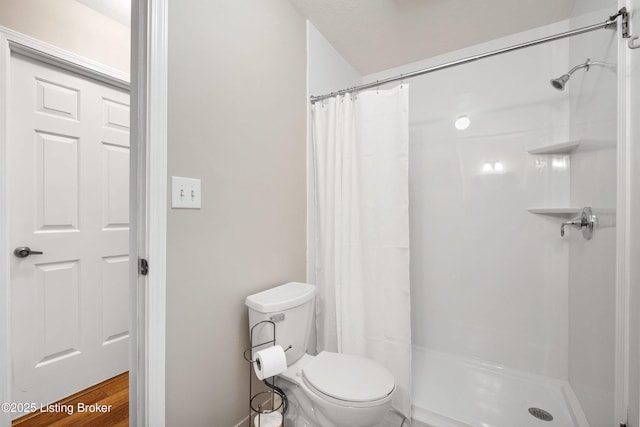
[171,176,201,209]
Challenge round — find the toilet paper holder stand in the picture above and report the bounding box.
[243,320,291,426]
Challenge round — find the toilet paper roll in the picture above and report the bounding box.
[253,411,282,427]
[253,345,287,380]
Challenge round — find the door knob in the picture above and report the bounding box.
[13,246,43,258]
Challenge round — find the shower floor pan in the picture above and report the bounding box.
[411,346,589,427]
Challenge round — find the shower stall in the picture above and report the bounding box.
[307,2,628,426]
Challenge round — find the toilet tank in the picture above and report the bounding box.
[245,282,317,365]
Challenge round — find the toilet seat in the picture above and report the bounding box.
[302,351,395,405]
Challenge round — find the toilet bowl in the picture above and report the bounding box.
[245,282,395,427]
[278,352,394,427]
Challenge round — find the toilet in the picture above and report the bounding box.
[245,282,395,427]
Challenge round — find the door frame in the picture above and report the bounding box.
[130,1,168,426]
[0,0,168,425]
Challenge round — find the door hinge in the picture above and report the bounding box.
[139,258,149,276]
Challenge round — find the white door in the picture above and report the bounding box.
[8,51,130,415]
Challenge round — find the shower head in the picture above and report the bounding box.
[550,74,571,90]
[550,58,607,91]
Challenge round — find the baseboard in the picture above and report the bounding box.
[234,413,251,427]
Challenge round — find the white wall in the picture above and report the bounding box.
[567,6,618,426]
[166,1,307,425]
[306,23,362,101]
[0,0,130,73]
[364,21,573,379]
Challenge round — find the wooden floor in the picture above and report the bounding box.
[12,372,128,427]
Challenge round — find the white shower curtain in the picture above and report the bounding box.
[312,85,411,417]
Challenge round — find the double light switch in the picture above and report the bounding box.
[171,176,201,209]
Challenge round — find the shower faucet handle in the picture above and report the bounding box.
[560,207,597,239]
[560,219,581,237]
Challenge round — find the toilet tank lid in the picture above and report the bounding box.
[245,282,317,313]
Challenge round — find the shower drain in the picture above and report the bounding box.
[528,407,554,422]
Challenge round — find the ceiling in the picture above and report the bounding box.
[76,0,131,27]
[289,0,579,75]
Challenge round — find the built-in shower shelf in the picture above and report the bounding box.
[527,208,581,218]
[528,207,616,218]
[527,140,581,155]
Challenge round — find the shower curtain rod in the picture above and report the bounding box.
[310,8,629,104]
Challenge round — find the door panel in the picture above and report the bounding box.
[8,52,129,415]
[35,261,80,366]
[36,131,79,230]
[101,255,129,344]
[102,143,129,228]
